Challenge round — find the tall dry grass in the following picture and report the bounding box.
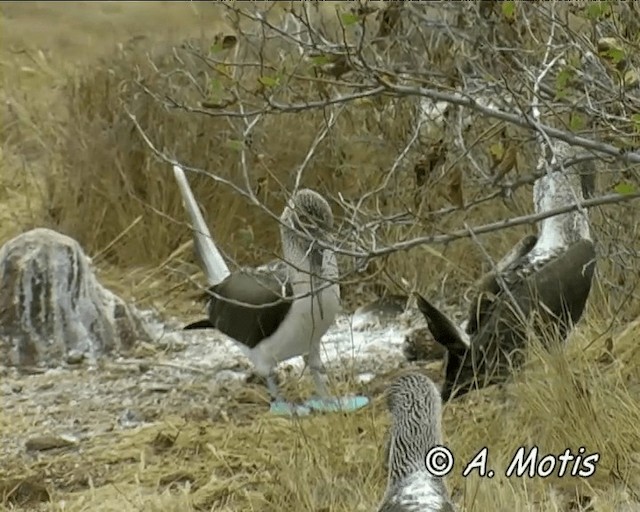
[37,22,541,311]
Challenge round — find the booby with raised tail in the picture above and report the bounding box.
[173,165,369,416]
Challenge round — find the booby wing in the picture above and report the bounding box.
[517,238,596,327]
[466,234,539,335]
[446,239,596,400]
[184,263,295,349]
[207,269,294,348]
[471,238,595,336]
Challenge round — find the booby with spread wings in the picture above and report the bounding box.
[415,141,597,401]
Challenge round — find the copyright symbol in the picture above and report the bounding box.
[425,445,454,477]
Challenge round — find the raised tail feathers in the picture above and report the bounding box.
[414,292,471,353]
[183,319,215,330]
[173,165,231,286]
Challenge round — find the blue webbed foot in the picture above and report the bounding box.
[304,395,370,413]
[269,401,312,417]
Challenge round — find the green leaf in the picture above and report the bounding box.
[310,55,332,67]
[586,2,606,20]
[501,1,516,20]
[208,78,222,99]
[556,66,575,99]
[568,53,582,69]
[569,113,586,132]
[236,228,254,246]
[631,113,640,133]
[557,68,573,89]
[214,63,228,74]
[605,47,626,65]
[341,12,360,26]
[225,139,244,152]
[614,182,636,195]
[489,142,504,160]
[258,75,280,88]
[209,42,224,54]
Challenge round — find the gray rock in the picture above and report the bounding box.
[118,408,143,428]
[25,434,78,452]
[0,228,153,367]
[403,327,447,362]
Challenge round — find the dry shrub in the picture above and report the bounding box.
[41,33,543,310]
[6,2,639,314]
[0,106,49,246]
[41,2,387,283]
[43,38,388,285]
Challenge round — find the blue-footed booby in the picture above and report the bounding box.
[415,141,597,401]
[377,372,456,512]
[173,165,369,416]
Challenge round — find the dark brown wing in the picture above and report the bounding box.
[523,238,596,327]
[470,239,596,370]
[184,319,214,330]
[466,235,538,335]
[206,270,294,349]
[442,239,596,401]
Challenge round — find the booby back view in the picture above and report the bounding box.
[377,372,456,512]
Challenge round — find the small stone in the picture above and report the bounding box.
[11,384,23,393]
[156,335,186,352]
[357,372,376,384]
[118,409,143,428]
[142,382,173,393]
[403,327,447,362]
[66,350,85,365]
[25,434,78,452]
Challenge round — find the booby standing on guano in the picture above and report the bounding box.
[415,141,597,401]
[377,372,456,512]
[173,165,370,416]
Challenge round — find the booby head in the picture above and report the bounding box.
[280,189,334,269]
[386,373,443,483]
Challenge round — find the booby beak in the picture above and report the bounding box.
[305,229,329,268]
[309,243,325,269]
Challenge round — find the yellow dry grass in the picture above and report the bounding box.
[1,2,640,512]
